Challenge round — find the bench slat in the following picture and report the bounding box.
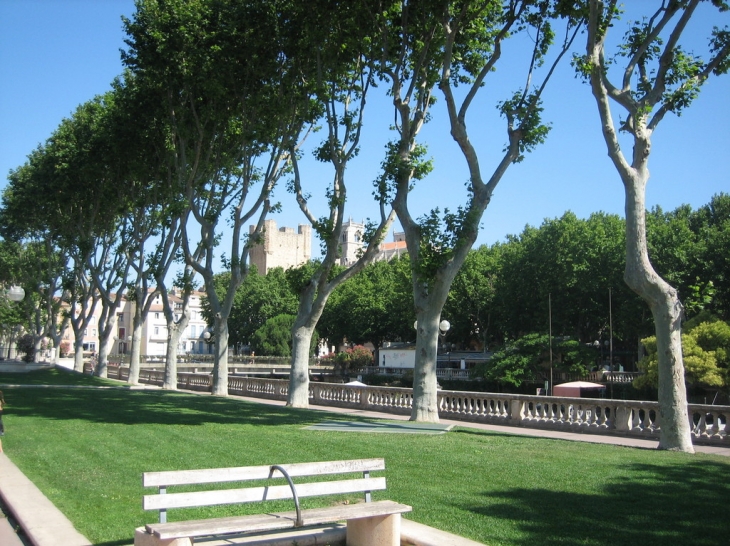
[143,458,385,487]
[143,477,387,511]
[147,500,412,540]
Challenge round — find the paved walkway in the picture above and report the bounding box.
[0,360,728,546]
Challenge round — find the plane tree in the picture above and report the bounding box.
[123,0,316,395]
[283,1,400,408]
[0,95,130,371]
[0,217,70,364]
[374,0,582,421]
[578,0,730,451]
[101,73,192,386]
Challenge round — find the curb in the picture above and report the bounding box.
[0,454,91,546]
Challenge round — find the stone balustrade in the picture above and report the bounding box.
[106,365,728,447]
[362,366,471,380]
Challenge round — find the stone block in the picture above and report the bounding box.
[134,527,192,546]
[346,514,400,546]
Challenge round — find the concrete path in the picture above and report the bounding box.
[0,360,728,546]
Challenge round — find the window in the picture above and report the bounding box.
[155,312,160,319]
[154,327,159,336]
[190,325,196,338]
[119,327,126,340]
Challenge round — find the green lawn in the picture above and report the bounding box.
[1,369,729,546]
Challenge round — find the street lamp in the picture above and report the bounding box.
[7,285,25,302]
[413,319,451,348]
[439,320,450,336]
[203,330,214,356]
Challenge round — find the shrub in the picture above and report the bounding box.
[16,333,35,362]
[334,345,373,377]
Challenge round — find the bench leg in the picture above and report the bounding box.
[134,527,192,546]
[346,514,401,546]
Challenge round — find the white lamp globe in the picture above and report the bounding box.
[8,285,25,302]
[439,320,451,333]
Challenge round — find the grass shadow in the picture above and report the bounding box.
[0,369,356,428]
[469,459,729,545]
[0,369,407,430]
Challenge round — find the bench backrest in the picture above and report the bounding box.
[142,458,387,522]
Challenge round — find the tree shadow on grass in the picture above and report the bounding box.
[468,459,729,546]
[4,383,335,428]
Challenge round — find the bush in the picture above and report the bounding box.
[636,316,730,392]
[16,333,35,362]
[59,341,71,358]
[334,345,373,378]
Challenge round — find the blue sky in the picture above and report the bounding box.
[1,1,728,256]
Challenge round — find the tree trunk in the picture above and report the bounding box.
[96,332,111,378]
[128,294,143,384]
[287,322,314,408]
[96,312,117,379]
[624,180,694,452]
[128,323,142,385]
[74,340,84,373]
[211,319,229,396]
[163,323,182,390]
[411,311,441,422]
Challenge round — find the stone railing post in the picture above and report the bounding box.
[508,398,524,426]
[360,387,370,410]
[613,403,632,433]
[310,382,322,405]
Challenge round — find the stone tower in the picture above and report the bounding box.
[340,218,365,266]
[248,220,312,274]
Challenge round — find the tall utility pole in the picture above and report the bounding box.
[548,293,553,396]
[609,288,614,399]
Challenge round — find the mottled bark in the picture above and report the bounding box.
[288,323,314,407]
[624,179,694,452]
[163,321,185,390]
[411,313,441,422]
[127,295,144,385]
[211,320,229,396]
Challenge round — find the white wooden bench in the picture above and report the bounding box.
[134,458,411,546]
